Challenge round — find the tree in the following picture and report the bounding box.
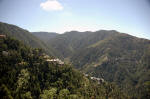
[58,89,70,99]
[0,84,13,99]
[140,81,150,99]
[40,88,57,99]
[23,91,33,99]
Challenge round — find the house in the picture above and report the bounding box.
[43,55,50,59]
[0,35,6,38]
[90,76,104,84]
[46,58,64,65]
[84,73,88,77]
[2,51,9,56]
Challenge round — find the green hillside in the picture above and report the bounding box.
[47,30,117,58]
[1,22,150,98]
[44,30,150,98]
[71,33,150,93]
[0,36,129,99]
[32,32,58,43]
[0,22,55,56]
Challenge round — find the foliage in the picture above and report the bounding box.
[32,32,58,43]
[43,30,150,98]
[0,22,55,56]
[40,88,57,99]
[0,37,128,99]
[1,22,149,98]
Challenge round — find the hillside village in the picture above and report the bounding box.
[84,73,105,84]
[42,53,105,84]
[42,54,64,65]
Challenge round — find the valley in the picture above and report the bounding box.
[0,22,150,98]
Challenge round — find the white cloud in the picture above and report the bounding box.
[40,0,63,11]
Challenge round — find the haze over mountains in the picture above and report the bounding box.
[0,22,150,98]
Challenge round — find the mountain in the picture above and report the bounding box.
[0,36,129,99]
[0,22,55,56]
[46,30,118,58]
[43,30,150,98]
[32,32,58,43]
[1,22,149,98]
[71,33,150,87]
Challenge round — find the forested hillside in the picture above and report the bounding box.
[32,32,58,43]
[0,22,149,98]
[47,30,118,58]
[36,30,150,98]
[0,22,55,56]
[0,36,129,99]
[70,33,150,97]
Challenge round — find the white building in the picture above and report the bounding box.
[46,58,64,65]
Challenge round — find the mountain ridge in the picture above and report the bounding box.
[34,29,150,97]
[0,33,130,99]
[1,22,150,98]
[0,22,57,56]
[32,32,58,43]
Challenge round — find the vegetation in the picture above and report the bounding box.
[0,22,56,56]
[0,37,128,99]
[47,30,117,58]
[43,30,150,98]
[32,32,58,43]
[1,22,149,98]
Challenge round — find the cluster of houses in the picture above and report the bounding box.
[42,54,64,65]
[90,77,104,84]
[46,58,64,65]
[84,73,104,84]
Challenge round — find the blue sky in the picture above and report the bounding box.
[0,0,150,39]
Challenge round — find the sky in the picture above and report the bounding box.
[0,0,150,39]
